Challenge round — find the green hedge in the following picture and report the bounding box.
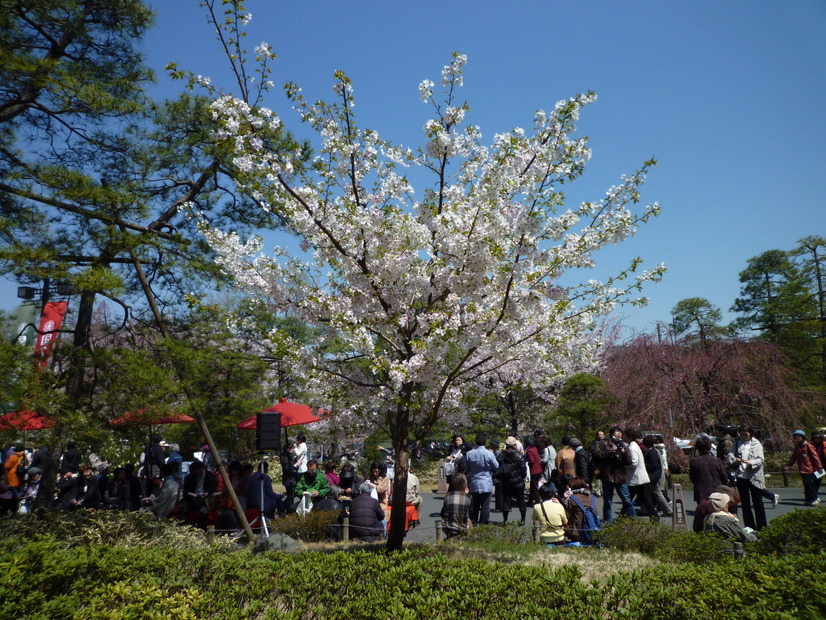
[751,506,826,556]
[1,539,824,619]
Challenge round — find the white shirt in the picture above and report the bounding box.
[293,442,308,474]
[626,441,650,486]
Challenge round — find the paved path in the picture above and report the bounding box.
[403,485,820,544]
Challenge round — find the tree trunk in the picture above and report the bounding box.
[65,288,96,409]
[385,445,410,551]
[31,446,60,511]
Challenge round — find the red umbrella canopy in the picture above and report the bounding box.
[237,398,323,430]
[0,409,56,431]
[110,409,195,426]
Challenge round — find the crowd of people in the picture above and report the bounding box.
[0,431,422,543]
[440,430,617,544]
[439,425,825,546]
[2,423,823,546]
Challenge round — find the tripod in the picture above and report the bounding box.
[247,456,271,537]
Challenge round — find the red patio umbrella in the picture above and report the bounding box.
[110,409,196,482]
[236,398,323,430]
[0,409,56,431]
[109,409,195,426]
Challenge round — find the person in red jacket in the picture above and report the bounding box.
[784,430,823,506]
[524,435,543,505]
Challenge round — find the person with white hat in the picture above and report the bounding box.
[703,492,756,543]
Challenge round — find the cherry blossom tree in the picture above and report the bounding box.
[200,53,664,549]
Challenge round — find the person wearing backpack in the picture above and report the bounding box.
[532,484,568,545]
[565,477,601,545]
[497,437,528,524]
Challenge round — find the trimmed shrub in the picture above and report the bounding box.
[751,505,826,556]
[461,522,533,546]
[595,516,734,564]
[1,541,825,618]
[593,516,672,554]
[602,554,826,618]
[268,509,340,542]
[652,528,733,564]
[0,509,231,551]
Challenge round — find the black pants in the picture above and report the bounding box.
[631,483,658,519]
[470,491,492,524]
[736,478,767,530]
[802,473,819,503]
[501,484,526,522]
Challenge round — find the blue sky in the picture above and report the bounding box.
[4,1,825,338]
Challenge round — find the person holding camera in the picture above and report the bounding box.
[594,426,636,522]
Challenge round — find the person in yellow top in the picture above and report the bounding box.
[532,484,568,545]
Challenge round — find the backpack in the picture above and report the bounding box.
[569,493,601,545]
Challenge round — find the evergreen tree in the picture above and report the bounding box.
[732,249,819,384]
[549,372,613,442]
[671,297,726,344]
[791,236,826,386]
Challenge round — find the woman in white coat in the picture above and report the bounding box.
[734,424,767,530]
[624,427,656,518]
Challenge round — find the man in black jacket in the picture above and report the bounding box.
[497,437,528,523]
[594,426,635,522]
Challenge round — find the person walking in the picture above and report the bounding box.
[689,435,729,505]
[588,431,604,496]
[292,434,308,475]
[734,424,767,531]
[569,438,590,484]
[540,435,557,490]
[594,426,635,522]
[498,437,528,524]
[784,430,823,506]
[625,428,655,519]
[463,433,499,524]
[525,435,543,504]
[445,435,466,488]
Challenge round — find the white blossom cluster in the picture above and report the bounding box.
[203,53,665,434]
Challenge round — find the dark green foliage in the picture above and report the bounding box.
[268,510,340,542]
[593,516,673,554]
[595,517,732,564]
[0,539,824,619]
[597,506,826,566]
[600,554,826,619]
[460,522,534,547]
[548,372,614,441]
[651,528,733,564]
[671,297,728,341]
[0,509,229,551]
[751,506,826,556]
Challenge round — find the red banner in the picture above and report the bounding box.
[34,301,68,370]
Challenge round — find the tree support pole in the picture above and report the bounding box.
[129,249,256,544]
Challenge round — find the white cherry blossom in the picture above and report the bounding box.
[203,52,664,470]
